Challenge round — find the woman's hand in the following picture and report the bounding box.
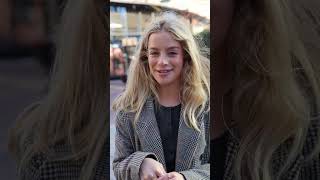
[157,172,185,180]
[139,158,166,180]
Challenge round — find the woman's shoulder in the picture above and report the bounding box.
[9,101,42,160]
[20,150,85,180]
[19,138,109,179]
[115,109,135,120]
[114,109,136,129]
[16,101,42,121]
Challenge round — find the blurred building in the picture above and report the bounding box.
[110,0,210,80]
[0,0,63,73]
[110,1,209,41]
[0,0,11,41]
[0,0,61,47]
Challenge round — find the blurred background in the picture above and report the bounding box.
[0,0,64,179]
[0,0,210,179]
[109,0,210,179]
[110,0,210,82]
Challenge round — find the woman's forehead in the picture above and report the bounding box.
[148,31,182,49]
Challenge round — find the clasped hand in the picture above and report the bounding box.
[139,158,184,180]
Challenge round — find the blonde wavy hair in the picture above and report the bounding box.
[8,0,108,179]
[225,0,320,180]
[112,12,210,131]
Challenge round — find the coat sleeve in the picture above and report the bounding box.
[300,117,320,180]
[179,113,210,180]
[112,111,158,180]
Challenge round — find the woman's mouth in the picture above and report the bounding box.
[157,69,173,75]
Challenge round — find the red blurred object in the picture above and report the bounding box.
[110,47,126,80]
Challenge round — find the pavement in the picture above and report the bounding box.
[110,80,126,180]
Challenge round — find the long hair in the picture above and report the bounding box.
[226,0,320,180]
[112,12,210,131]
[8,0,108,179]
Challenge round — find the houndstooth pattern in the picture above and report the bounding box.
[217,117,320,180]
[113,97,210,180]
[20,141,109,180]
[14,102,109,180]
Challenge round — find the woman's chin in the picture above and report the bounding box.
[155,78,173,87]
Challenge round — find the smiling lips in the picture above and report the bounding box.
[157,69,173,75]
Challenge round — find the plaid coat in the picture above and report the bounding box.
[112,98,210,180]
[217,117,320,180]
[14,102,109,180]
[18,141,109,180]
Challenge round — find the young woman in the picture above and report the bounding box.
[212,0,320,180]
[8,0,109,179]
[112,12,210,180]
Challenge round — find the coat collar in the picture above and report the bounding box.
[135,97,204,171]
[135,97,166,168]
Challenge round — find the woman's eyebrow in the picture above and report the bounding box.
[148,48,159,51]
[167,46,180,50]
[148,47,180,51]
[167,47,180,50]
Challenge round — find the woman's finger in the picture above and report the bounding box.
[150,174,157,180]
[157,174,169,180]
[155,168,166,177]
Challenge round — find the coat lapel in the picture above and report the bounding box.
[175,108,204,171]
[135,98,167,169]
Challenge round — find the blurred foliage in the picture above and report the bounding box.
[195,29,210,58]
[195,29,210,48]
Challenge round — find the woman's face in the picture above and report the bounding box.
[213,0,235,50]
[147,31,184,87]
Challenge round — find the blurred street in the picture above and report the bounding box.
[110,80,126,180]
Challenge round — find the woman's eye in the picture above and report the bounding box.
[168,52,177,56]
[149,52,159,56]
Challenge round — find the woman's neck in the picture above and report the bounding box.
[158,83,181,107]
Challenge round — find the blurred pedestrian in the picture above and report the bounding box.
[110,46,126,77]
[112,12,210,180]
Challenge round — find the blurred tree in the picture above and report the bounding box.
[195,29,210,48]
[195,29,210,58]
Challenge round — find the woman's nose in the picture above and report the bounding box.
[158,54,169,65]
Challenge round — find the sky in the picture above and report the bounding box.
[110,0,210,19]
